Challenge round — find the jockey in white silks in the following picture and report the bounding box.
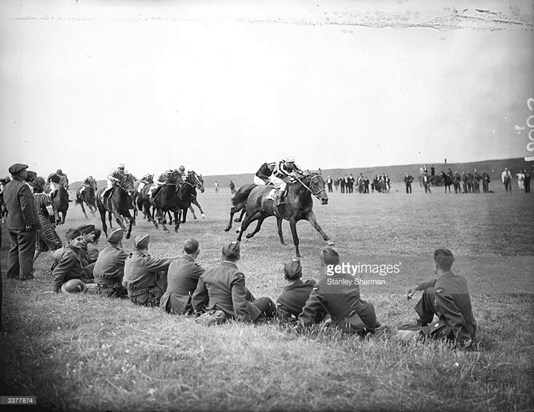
[148,169,180,198]
[268,155,304,206]
[103,163,136,200]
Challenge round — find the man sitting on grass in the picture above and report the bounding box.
[298,247,379,336]
[160,238,205,315]
[276,258,326,323]
[93,228,128,298]
[405,248,476,350]
[123,233,175,307]
[191,241,276,324]
[51,228,96,294]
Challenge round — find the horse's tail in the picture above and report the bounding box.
[231,184,257,207]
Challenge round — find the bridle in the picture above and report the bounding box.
[292,174,327,200]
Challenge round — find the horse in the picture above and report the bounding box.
[224,184,255,232]
[51,185,69,225]
[233,173,333,258]
[75,184,97,218]
[137,183,154,221]
[182,172,205,223]
[151,170,199,232]
[96,173,136,239]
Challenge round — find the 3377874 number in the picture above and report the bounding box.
[0,396,37,405]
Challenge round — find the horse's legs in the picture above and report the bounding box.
[189,205,197,220]
[225,205,241,232]
[305,210,333,244]
[276,217,285,245]
[181,208,188,224]
[61,210,67,225]
[79,200,88,219]
[288,218,301,258]
[237,210,262,242]
[235,208,246,223]
[192,199,205,218]
[98,207,108,237]
[126,214,134,240]
[174,210,181,232]
[245,214,268,239]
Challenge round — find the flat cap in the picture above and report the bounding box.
[65,228,82,241]
[222,241,240,259]
[8,163,29,175]
[134,233,150,249]
[107,228,124,244]
[77,224,95,235]
[284,259,302,280]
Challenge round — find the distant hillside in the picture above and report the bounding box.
[70,158,532,190]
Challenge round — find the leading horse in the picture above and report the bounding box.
[232,173,333,257]
[51,185,69,225]
[96,174,136,239]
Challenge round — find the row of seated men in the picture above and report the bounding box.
[52,228,476,349]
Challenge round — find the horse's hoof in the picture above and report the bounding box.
[235,228,241,234]
[126,234,130,240]
[327,241,335,246]
[246,233,254,239]
[201,214,205,219]
[224,226,230,232]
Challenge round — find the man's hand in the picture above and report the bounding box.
[407,285,419,300]
[25,225,33,231]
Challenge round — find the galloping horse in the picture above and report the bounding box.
[52,185,69,225]
[75,184,97,218]
[151,170,200,232]
[96,173,136,239]
[233,173,333,258]
[182,172,205,223]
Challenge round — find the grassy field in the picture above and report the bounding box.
[1,185,533,411]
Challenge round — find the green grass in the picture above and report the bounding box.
[1,188,533,411]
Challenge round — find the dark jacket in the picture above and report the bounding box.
[123,251,174,290]
[4,177,40,231]
[93,245,128,284]
[160,255,205,314]
[51,245,91,292]
[191,261,256,322]
[277,279,322,322]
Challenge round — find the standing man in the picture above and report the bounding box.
[326,176,333,193]
[161,238,205,314]
[123,233,175,306]
[406,249,476,350]
[192,241,276,323]
[4,163,41,281]
[501,168,512,193]
[298,247,379,335]
[93,228,128,298]
[404,172,414,194]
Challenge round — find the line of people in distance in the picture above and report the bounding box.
[52,224,477,350]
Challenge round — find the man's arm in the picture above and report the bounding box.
[298,288,326,327]
[52,251,76,293]
[144,256,175,273]
[407,279,437,300]
[231,273,252,322]
[191,276,209,313]
[18,185,37,228]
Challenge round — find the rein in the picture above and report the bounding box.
[292,175,326,200]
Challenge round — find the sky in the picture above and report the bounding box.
[1,0,533,182]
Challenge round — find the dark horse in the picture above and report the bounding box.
[51,185,69,225]
[182,172,205,223]
[151,171,200,232]
[75,184,97,218]
[96,174,136,239]
[231,173,333,257]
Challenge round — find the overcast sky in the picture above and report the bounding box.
[1,0,533,181]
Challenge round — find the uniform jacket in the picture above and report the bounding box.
[420,272,476,345]
[93,245,128,284]
[122,251,174,290]
[160,255,205,313]
[299,272,375,328]
[4,176,41,231]
[52,245,90,292]
[191,261,256,321]
[277,279,323,322]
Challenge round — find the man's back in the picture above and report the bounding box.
[4,178,39,231]
[94,245,128,282]
[165,255,204,296]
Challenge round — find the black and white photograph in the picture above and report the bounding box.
[1,0,533,410]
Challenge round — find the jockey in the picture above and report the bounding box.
[269,155,304,206]
[254,162,276,185]
[79,176,97,195]
[149,169,178,199]
[103,163,129,200]
[48,169,69,198]
[178,165,186,182]
[137,173,154,193]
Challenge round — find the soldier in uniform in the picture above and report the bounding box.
[4,163,41,281]
[77,224,100,276]
[122,233,175,307]
[160,238,205,315]
[191,241,276,323]
[298,247,379,335]
[51,228,96,293]
[406,248,476,350]
[93,228,128,298]
[254,162,276,185]
[276,259,326,323]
